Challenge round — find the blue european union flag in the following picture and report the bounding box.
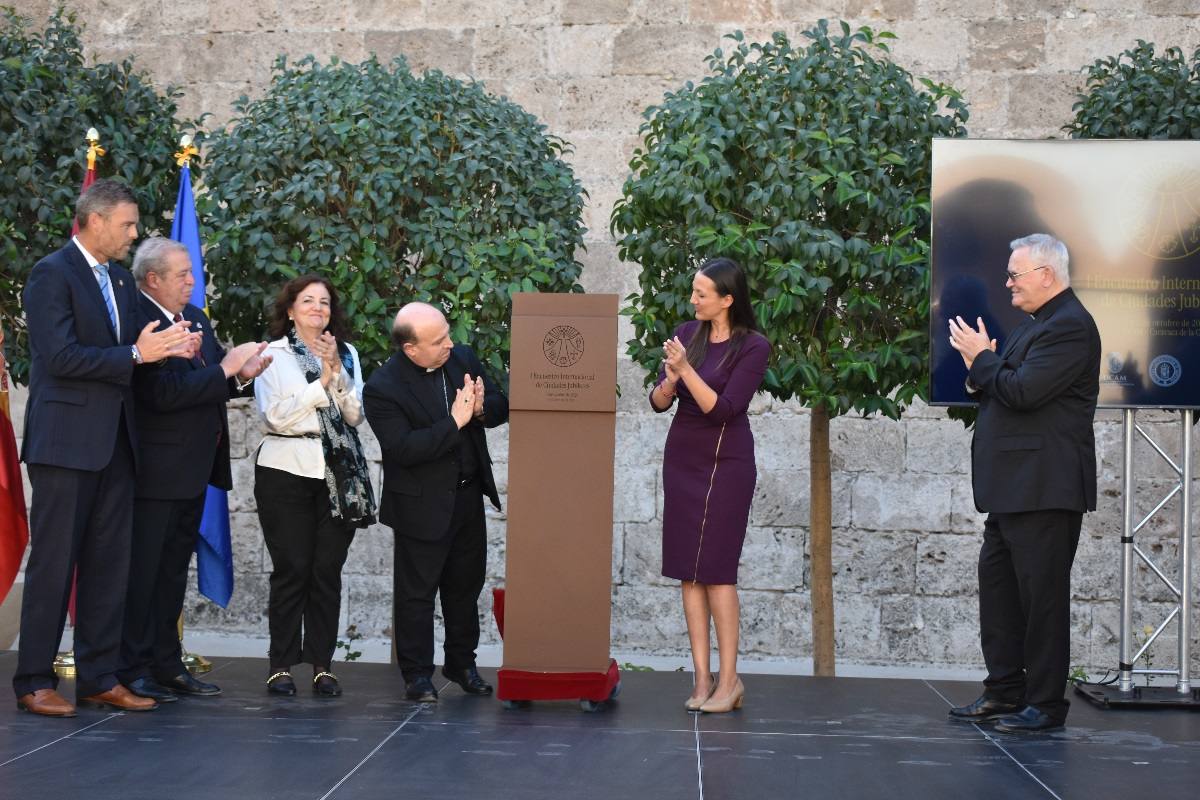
[171,162,234,608]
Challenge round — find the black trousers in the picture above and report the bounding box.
[255,465,355,670]
[118,492,205,684]
[13,420,135,699]
[393,482,486,681]
[979,510,1082,722]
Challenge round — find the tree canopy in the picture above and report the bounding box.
[199,55,588,381]
[0,7,196,384]
[1067,41,1200,140]
[613,22,968,418]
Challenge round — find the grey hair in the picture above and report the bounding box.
[75,179,137,229]
[131,236,189,285]
[1010,233,1070,286]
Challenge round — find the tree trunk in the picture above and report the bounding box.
[810,405,835,676]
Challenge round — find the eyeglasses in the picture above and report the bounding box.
[1005,264,1050,281]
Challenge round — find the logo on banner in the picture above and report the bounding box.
[543,325,585,367]
[1150,354,1182,387]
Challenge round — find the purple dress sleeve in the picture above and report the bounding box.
[703,333,769,423]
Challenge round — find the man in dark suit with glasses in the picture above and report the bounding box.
[946,232,1101,733]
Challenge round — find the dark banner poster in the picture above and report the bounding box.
[930,139,1200,408]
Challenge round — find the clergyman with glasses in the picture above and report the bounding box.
[945,233,1101,733]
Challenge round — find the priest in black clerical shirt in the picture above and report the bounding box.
[363,302,508,703]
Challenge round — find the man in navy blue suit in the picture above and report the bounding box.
[14,180,194,716]
[117,237,271,703]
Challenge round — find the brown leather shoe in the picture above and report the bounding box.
[79,684,158,712]
[16,688,77,717]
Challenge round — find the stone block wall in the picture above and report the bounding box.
[7,0,1200,672]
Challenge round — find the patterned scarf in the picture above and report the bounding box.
[288,329,376,528]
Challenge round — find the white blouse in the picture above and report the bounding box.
[254,337,365,479]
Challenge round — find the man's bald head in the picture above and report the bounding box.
[394,302,454,369]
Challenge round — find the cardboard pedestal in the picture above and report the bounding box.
[496,293,620,710]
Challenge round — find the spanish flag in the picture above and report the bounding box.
[0,328,28,606]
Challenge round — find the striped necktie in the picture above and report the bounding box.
[95,263,118,331]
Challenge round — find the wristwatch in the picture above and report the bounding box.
[130,344,143,364]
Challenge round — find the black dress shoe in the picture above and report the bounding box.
[948,695,1022,722]
[993,705,1064,734]
[160,672,221,697]
[405,676,438,703]
[127,677,179,703]
[441,666,493,696]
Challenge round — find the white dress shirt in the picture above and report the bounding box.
[254,337,365,479]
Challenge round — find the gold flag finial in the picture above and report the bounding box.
[175,133,198,168]
[84,128,105,171]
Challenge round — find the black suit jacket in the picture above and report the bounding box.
[131,296,247,500]
[968,288,1100,513]
[21,241,140,470]
[363,345,509,540]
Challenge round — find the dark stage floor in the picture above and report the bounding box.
[0,651,1197,799]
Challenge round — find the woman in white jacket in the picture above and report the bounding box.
[254,275,375,698]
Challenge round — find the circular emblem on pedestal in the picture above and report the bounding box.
[1149,354,1182,387]
[543,325,585,367]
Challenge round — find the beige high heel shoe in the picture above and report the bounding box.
[685,675,717,711]
[699,677,744,713]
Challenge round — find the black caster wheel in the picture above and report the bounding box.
[609,681,622,700]
[580,699,605,712]
[502,699,530,710]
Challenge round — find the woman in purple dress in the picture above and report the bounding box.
[650,258,769,714]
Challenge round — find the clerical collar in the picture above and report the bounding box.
[1030,287,1072,320]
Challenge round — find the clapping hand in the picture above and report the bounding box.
[183,329,204,361]
[239,349,274,381]
[309,332,341,387]
[136,318,194,362]
[663,336,689,378]
[948,316,996,369]
[451,375,477,429]
[470,375,485,418]
[221,341,271,380]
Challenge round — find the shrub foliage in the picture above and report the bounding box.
[613,22,968,418]
[1067,41,1200,139]
[0,7,196,384]
[199,55,587,380]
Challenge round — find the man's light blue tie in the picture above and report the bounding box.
[95,263,117,330]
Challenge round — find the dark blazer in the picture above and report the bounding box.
[21,241,140,470]
[968,288,1101,514]
[131,296,246,500]
[363,345,509,540]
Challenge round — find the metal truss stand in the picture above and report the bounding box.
[1077,409,1200,709]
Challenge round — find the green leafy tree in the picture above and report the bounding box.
[199,55,587,381]
[613,22,968,675]
[1066,40,1200,139]
[0,6,198,385]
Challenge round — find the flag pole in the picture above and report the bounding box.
[172,134,214,676]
